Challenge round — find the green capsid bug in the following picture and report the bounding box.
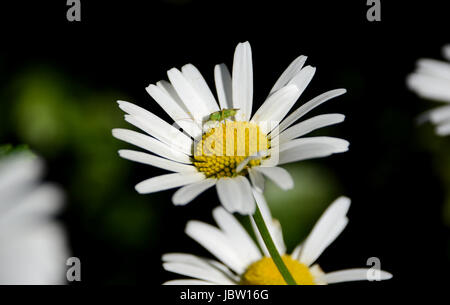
[173,108,240,130]
[208,108,240,122]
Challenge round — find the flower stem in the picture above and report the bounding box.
[252,204,297,285]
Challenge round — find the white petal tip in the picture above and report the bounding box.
[222,202,255,216]
[382,272,393,280]
[167,67,179,76]
[284,182,294,190]
[117,149,128,157]
[241,202,256,215]
[134,183,147,194]
[336,140,350,152]
[336,195,351,204]
[172,197,187,206]
[184,220,199,235]
[145,84,155,92]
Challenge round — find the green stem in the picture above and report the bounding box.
[252,204,297,285]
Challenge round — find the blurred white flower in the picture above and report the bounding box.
[0,153,69,284]
[162,194,392,285]
[113,41,348,215]
[407,45,450,136]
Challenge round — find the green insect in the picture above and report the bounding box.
[207,108,240,122]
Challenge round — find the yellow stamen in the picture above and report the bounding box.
[193,121,269,178]
[240,255,315,285]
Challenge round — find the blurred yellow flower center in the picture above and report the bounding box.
[193,121,269,178]
[240,255,315,285]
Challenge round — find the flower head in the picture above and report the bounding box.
[113,42,349,214]
[162,194,392,285]
[407,44,450,136]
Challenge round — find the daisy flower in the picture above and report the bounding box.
[113,41,349,214]
[162,193,392,285]
[407,44,450,136]
[0,153,69,284]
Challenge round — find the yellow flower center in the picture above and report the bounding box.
[240,255,315,285]
[193,121,269,178]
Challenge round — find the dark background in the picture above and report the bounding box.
[0,0,449,287]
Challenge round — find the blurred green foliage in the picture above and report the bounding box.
[264,162,342,251]
[3,67,159,254]
[0,144,32,158]
[12,71,76,153]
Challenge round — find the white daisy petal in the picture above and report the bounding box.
[0,184,63,227]
[236,159,250,174]
[408,47,450,137]
[182,64,220,114]
[232,176,255,215]
[252,188,272,222]
[291,244,302,260]
[0,155,42,196]
[254,166,293,190]
[277,137,349,165]
[236,151,269,174]
[407,73,450,103]
[0,222,69,285]
[278,89,347,132]
[320,216,348,253]
[135,172,205,194]
[163,279,215,285]
[212,207,262,265]
[251,85,300,132]
[417,58,450,81]
[309,264,327,285]
[259,65,316,126]
[423,105,450,124]
[270,55,307,94]
[299,216,348,268]
[252,66,316,128]
[251,189,286,255]
[214,64,233,109]
[172,179,217,206]
[156,80,189,113]
[156,80,204,137]
[118,100,193,154]
[163,262,235,284]
[216,178,239,213]
[275,113,345,144]
[167,68,211,122]
[280,136,349,152]
[443,45,450,61]
[162,253,202,264]
[162,252,239,282]
[0,155,69,285]
[232,42,253,121]
[298,196,351,266]
[185,220,247,274]
[248,169,265,193]
[216,177,255,215]
[208,260,240,282]
[322,268,393,284]
[146,83,202,138]
[287,65,316,95]
[112,128,192,163]
[118,150,196,173]
[437,121,450,136]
